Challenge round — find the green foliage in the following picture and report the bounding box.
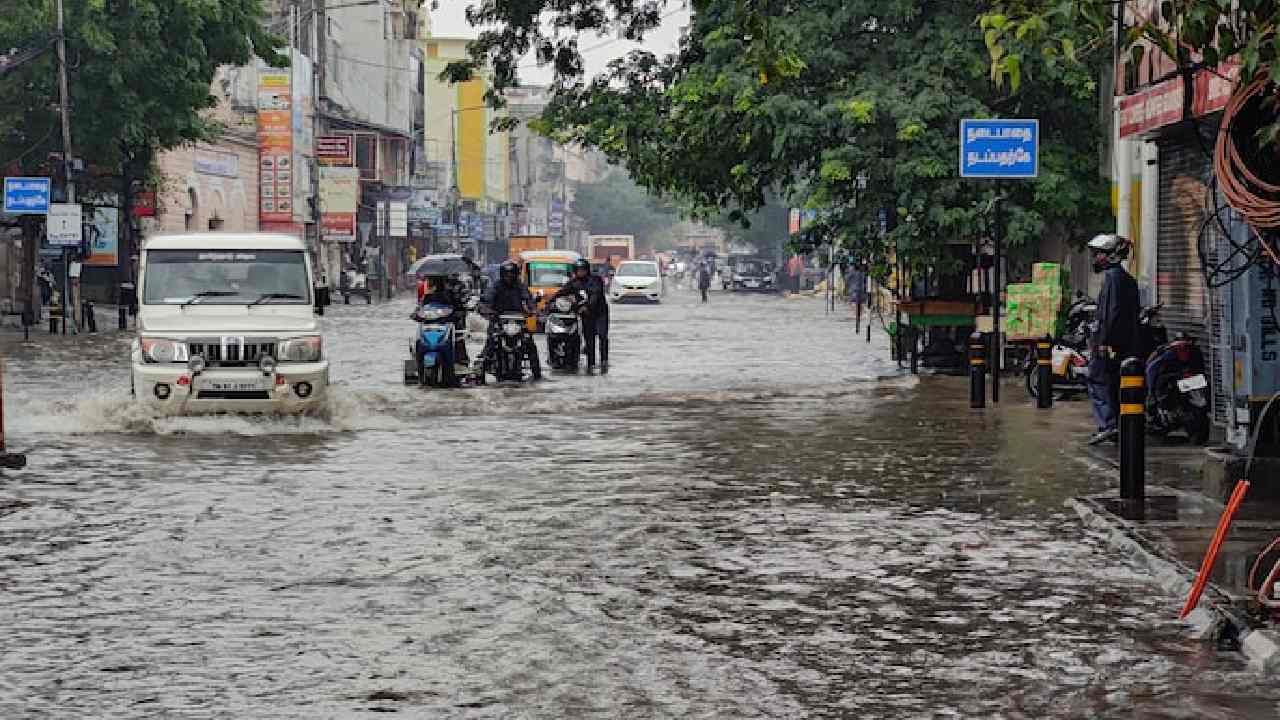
[0,0,283,190]
[571,170,682,253]
[458,0,1108,275]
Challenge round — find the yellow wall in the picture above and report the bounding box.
[457,79,487,200]
[1110,179,1143,271]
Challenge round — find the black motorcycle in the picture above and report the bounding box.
[546,291,585,371]
[1023,292,1096,400]
[484,313,542,383]
[1145,333,1211,445]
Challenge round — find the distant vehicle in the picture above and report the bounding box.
[339,267,371,304]
[727,258,776,292]
[590,234,635,269]
[610,260,663,303]
[509,235,551,255]
[518,249,582,332]
[130,232,330,414]
[590,261,614,289]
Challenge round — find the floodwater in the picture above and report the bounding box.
[1,289,1278,718]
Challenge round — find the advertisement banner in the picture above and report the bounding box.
[319,166,359,242]
[257,70,293,225]
[317,135,354,166]
[85,206,120,267]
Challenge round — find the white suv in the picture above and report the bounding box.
[130,233,330,414]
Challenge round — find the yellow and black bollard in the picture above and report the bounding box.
[1036,337,1053,409]
[1119,357,1145,504]
[0,357,28,470]
[969,332,986,409]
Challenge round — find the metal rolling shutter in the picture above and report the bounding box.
[1157,138,1228,424]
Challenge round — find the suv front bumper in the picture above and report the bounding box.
[131,361,330,414]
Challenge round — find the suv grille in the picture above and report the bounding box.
[186,338,278,367]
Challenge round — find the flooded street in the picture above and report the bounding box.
[2,289,1279,718]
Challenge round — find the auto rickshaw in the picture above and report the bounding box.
[517,249,582,332]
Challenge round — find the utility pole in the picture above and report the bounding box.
[55,0,77,335]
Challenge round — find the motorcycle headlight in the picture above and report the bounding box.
[140,337,189,363]
[503,321,522,336]
[277,335,323,362]
[419,307,451,320]
[555,297,573,312]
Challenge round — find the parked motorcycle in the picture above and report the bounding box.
[484,312,542,383]
[546,292,585,371]
[1145,333,1211,444]
[404,303,464,388]
[1023,292,1096,400]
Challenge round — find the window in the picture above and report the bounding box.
[142,250,310,305]
[355,133,378,181]
[616,262,657,277]
[526,262,573,287]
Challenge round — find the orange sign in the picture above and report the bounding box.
[257,70,293,225]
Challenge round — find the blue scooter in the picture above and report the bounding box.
[405,303,462,388]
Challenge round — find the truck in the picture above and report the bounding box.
[509,235,551,256]
[130,232,331,414]
[589,234,635,269]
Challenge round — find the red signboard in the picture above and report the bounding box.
[1118,64,1239,139]
[131,191,157,218]
[317,135,354,166]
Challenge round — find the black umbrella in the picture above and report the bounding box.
[408,255,475,278]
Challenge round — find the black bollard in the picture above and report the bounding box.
[909,327,919,374]
[969,332,986,408]
[83,301,97,334]
[1119,357,1145,504]
[1036,337,1053,409]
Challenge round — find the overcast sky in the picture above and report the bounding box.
[428,1,692,86]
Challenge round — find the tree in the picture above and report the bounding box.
[0,0,283,198]
[570,169,682,253]
[469,0,1109,285]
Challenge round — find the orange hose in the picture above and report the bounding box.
[1180,479,1251,619]
[1214,72,1280,230]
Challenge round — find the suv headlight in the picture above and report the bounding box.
[277,335,323,362]
[140,337,189,363]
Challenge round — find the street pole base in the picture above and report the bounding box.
[0,452,27,470]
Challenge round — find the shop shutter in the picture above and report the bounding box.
[1157,138,1227,424]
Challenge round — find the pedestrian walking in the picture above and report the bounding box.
[697,257,713,303]
[1085,234,1139,445]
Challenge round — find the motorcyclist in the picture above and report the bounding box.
[548,258,611,373]
[1086,233,1140,445]
[417,274,471,366]
[477,260,538,373]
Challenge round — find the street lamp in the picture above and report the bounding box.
[445,184,461,252]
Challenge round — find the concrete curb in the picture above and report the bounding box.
[1073,495,1280,671]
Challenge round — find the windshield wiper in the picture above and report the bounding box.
[181,291,238,307]
[249,292,305,307]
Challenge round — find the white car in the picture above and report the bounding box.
[130,233,331,414]
[609,260,663,303]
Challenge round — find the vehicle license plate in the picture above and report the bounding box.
[1177,374,1208,392]
[208,381,263,392]
[746,281,760,288]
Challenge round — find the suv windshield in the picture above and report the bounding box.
[617,262,657,277]
[738,261,765,275]
[527,261,573,286]
[143,250,310,305]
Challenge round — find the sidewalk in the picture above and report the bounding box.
[1,302,130,337]
[1081,429,1280,671]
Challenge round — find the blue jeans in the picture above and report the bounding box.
[1087,354,1118,432]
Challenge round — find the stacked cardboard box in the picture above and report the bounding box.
[1005,262,1070,341]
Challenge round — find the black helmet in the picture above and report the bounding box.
[499,260,519,283]
[573,258,591,275]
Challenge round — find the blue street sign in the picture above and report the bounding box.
[4,177,51,214]
[959,119,1039,179]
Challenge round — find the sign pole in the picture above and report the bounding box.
[991,191,1002,403]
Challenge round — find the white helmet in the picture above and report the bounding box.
[1087,233,1130,258]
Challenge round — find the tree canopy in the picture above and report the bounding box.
[571,169,681,252]
[0,0,284,191]
[458,0,1110,281]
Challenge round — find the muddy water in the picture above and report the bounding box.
[2,290,1278,718]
